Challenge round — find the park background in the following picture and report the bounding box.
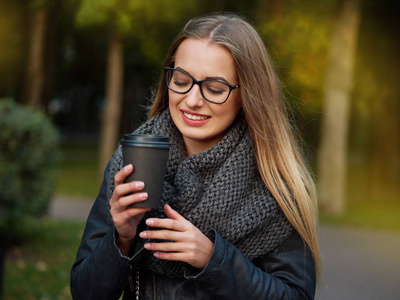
[0,0,399,299]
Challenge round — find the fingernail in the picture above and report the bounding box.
[124,164,133,172]
[144,243,150,249]
[139,231,146,238]
[135,181,144,189]
[146,219,154,226]
[139,192,148,200]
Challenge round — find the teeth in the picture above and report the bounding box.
[183,112,209,121]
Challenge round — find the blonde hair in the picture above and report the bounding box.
[149,13,320,275]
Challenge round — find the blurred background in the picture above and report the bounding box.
[0,0,399,299]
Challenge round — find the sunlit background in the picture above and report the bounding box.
[0,0,399,299]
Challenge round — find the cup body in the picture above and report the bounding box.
[120,134,170,208]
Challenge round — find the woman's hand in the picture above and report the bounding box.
[109,164,151,255]
[139,204,214,269]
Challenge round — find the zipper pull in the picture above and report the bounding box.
[128,265,134,292]
[128,274,134,292]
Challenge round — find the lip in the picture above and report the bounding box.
[180,109,211,127]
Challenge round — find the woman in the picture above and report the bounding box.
[71,13,319,299]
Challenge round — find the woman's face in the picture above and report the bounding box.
[169,38,242,156]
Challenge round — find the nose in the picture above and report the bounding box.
[185,83,205,108]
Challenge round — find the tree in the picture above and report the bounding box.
[75,0,198,177]
[22,0,49,109]
[19,0,60,111]
[0,99,59,296]
[101,28,124,180]
[318,0,363,215]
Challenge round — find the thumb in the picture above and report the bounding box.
[163,204,186,222]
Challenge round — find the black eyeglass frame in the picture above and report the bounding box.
[164,67,240,104]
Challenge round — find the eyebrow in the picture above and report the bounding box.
[175,66,230,84]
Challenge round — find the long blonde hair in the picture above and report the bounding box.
[149,13,320,275]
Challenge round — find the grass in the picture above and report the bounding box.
[55,142,100,198]
[320,197,400,232]
[3,219,85,300]
[318,159,400,232]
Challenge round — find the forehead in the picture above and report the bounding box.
[174,38,237,82]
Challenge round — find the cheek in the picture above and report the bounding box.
[168,92,177,112]
[168,90,182,107]
[214,105,241,128]
[168,92,182,125]
[168,90,174,105]
[226,96,242,119]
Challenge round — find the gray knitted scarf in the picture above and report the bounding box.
[107,109,293,277]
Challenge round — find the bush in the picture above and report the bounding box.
[0,99,60,243]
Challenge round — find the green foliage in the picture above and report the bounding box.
[258,1,335,110]
[0,99,60,242]
[75,0,199,63]
[4,219,85,299]
[74,0,115,28]
[75,0,197,32]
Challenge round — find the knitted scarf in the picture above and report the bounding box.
[107,109,293,277]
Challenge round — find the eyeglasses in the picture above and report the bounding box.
[164,67,240,104]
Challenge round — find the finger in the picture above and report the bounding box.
[152,251,195,265]
[112,208,150,228]
[118,192,148,207]
[163,204,187,222]
[122,207,151,220]
[153,251,181,261]
[114,164,133,186]
[144,240,198,253]
[148,239,213,269]
[110,191,148,213]
[114,181,145,198]
[110,181,145,209]
[144,241,181,252]
[114,181,145,199]
[140,229,182,241]
[145,217,188,232]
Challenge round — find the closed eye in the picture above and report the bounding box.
[173,80,190,87]
[206,87,224,94]
[204,81,228,95]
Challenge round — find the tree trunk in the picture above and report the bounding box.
[42,2,60,113]
[22,6,48,109]
[99,32,124,178]
[318,0,363,215]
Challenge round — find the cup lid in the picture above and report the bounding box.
[120,134,170,148]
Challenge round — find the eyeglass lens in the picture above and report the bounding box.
[165,69,231,104]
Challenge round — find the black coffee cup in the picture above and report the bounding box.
[120,134,170,208]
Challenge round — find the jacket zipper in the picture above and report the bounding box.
[128,265,134,292]
[127,265,140,300]
[135,269,140,300]
[153,272,157,300]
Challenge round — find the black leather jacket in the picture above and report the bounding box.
[70,163,316,300]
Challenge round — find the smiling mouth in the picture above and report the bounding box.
[182,111,210,121]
